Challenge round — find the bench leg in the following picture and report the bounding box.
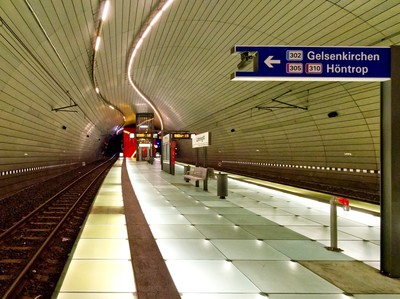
[195,180,199,187]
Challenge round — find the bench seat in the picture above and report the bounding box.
[184,167,208,186]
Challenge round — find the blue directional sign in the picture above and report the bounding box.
[231,45,391,81]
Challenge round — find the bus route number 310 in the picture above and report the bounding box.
[306,63,323,74]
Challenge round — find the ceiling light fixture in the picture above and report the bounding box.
[101,0,110,21]
[141,26,152,40]
[161,0,174,11]
[91,1,124,125]
[95,36,101,51]
[127,0,175,131]
[150,11,163,27]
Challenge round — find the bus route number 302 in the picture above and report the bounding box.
[286,50,303,61]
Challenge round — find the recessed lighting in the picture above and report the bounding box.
[95,36,101,51]
[101,0,110,21]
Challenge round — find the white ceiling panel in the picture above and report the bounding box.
[1,0,399,175]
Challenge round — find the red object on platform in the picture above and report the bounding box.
[123,127,136,158]
[336,197,349,206]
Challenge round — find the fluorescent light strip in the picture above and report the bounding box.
[127,0,175,131]
[101,0,110,21]
[220,160,379,174]
[0,162,80,176]
[95,36,101,51]
[92,1,126,123]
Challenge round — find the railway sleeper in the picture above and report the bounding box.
[30,221,58,225]
[26,228,51,233]
[20,236,44,240]
[2,246,32,251]
[43,210,66,214]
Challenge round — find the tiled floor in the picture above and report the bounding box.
[125,160,389,299]
[54,159,137,299]
[54,158,394,299]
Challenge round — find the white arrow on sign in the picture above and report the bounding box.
[264,56,281,68]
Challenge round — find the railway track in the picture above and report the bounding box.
[0,158,115,298]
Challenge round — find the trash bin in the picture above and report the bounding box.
[183,165,190,181]
[216,172,228,199]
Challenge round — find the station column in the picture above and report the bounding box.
[381,45,400,277]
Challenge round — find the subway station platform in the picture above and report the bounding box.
[53,158,400,299]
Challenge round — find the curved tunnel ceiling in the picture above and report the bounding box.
[0,0,399,173]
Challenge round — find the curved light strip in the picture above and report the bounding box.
[127,0,175,131]
[91,0,126,126]
[101,0,110,21]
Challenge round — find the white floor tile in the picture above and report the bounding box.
[73,239,131,259]
[150,224,205,239]
[166,260,260,293]
[59,260,135,292]
[181,294,265,299]
[56,293,137,299]
[319,240,380,261]
[211,239,289,260]
[157,239,225,260]
[234,261,343,293]
[80,225,128,239]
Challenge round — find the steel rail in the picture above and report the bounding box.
[0,158,112,240]
[2,159,114,298]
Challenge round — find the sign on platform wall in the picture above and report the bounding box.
[172,133,192,139]
[162,134,170,164]
[231,45,391,81]
[162,134,170,144]
[136,133,152,138]
[192,132,211,148]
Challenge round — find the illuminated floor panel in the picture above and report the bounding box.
[210,239,289,260]
[263,240,353,261]
[180,295,264,299]
[80,224,128,239]
[54,159,136,298]
[59,260,135,292]
[156,239,225,260]
[85,214,126,225]
[233,260,343,293]
[55,160,387,298]
[57,294,137,299]
[166,260,260,293]
[144,213,190,224]
[72,239,131,259]
[126,161,385,298]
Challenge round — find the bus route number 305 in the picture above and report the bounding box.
[286,63,303,74]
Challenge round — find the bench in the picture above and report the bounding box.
[184,166,208,188]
